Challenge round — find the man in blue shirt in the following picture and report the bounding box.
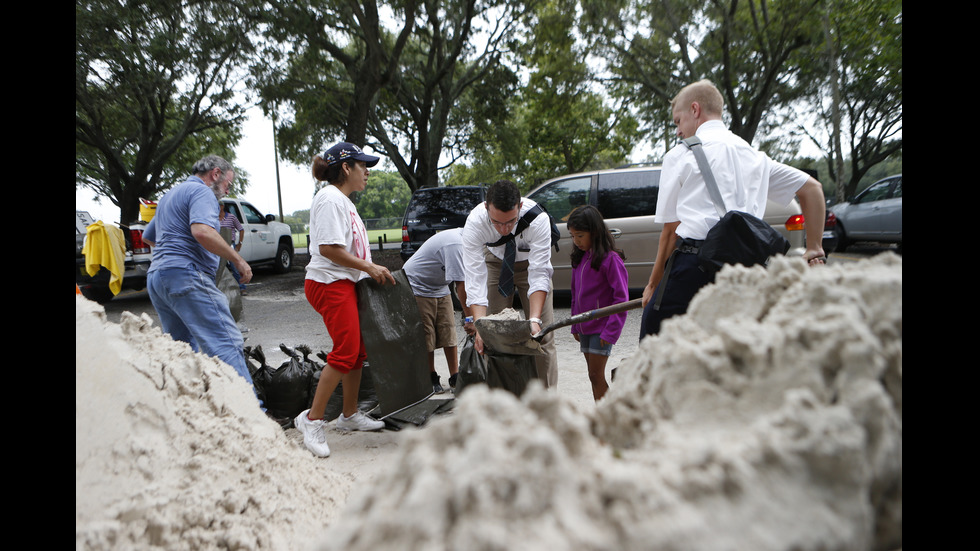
[143,155,257,393]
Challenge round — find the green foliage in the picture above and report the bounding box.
[76,0,259,223]
[350,171,413,219]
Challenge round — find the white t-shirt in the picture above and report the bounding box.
[403,228,466,298]
[461,197,554,308]
[305,184,372,284]
[656,120,809,240]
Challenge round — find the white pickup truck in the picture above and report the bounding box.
[220,198,294,274]
[77,198,294,303]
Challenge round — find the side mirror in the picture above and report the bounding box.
[265,214,276,222]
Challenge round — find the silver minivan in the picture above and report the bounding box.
[526,165,807,293]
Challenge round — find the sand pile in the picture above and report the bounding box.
[316,254,902,551]
[75,297,346,550]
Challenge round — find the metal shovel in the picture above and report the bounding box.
[475,298,643,354]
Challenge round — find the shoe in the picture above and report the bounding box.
[294,409,331,457]
[448,373,458,390]
[336,411,385,432]
[240,288,248,296]
[431,372,445,394]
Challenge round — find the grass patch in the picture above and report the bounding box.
[291,229,401,250]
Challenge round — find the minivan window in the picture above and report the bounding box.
[597,170,660,219]
[529,176,591,222]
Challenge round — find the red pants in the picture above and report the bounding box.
[305,278,366,374]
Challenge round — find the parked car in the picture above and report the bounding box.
[77,198,293,303]
[831,174,902,253]
[220,198,294,273]
[525,165,810,293]
[400,185,486,261]
[821,210,839,254]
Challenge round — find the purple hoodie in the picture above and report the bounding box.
[570,250,629,344]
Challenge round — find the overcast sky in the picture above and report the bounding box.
[75,107,364,225]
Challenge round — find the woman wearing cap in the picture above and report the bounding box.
[295,142,397,458]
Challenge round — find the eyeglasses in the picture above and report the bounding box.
[487,213,518,231]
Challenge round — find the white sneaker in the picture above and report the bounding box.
[294,409,331,457]
[336,411,385,432]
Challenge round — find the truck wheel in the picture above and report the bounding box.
[273,243,293,273]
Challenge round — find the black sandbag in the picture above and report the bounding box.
[485,351,537,397]
[355,270,432,417]
[246,345,270,406]
[455,335,487,396]
[262,356,314,420]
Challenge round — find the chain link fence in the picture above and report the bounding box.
[362,217,402,230]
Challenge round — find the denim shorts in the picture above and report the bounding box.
[578,333,612,356]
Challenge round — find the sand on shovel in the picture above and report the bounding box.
[313,254,902,551]
[475,308,543,355]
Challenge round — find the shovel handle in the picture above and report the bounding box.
[532,298,643,341]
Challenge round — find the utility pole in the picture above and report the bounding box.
[273,108,284,221]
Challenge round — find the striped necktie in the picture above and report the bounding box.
[498,239,516,297]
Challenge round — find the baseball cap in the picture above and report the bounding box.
[322,142,380,168]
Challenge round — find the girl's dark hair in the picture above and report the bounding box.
[567,205,625,270]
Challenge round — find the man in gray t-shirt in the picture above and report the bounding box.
[403,228,474,392]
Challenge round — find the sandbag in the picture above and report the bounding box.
[261,354,314,421]
[456,335,536,397]
[355,270,431,417]
[485,352,537,397]
[455,335,488,396]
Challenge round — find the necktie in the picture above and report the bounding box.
[498,238,516,297]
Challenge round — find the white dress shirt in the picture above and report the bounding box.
[657,120,809,240]
[461,198,554,308]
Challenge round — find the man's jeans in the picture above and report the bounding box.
[147,266,254,387]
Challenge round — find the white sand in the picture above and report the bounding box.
[76,254,901,551]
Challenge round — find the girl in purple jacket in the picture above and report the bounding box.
[567,206,629,401]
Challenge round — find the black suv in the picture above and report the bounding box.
[400,185,486,261]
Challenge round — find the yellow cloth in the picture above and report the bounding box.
[82,221,126,296]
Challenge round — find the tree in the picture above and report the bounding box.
[259,0,528,192]
[76,0,260,223]
[371,0,532,190]
[255,0,418,161]
[445,0,640,191]
[581,0,822,150]
[351,170,413,219]
[800,0,902,200]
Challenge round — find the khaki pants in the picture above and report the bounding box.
[484,250,558,388]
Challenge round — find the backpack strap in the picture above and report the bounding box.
[682,136,728,218]
[485,204,545,247]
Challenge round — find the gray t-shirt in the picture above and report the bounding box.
[403,228,466,298]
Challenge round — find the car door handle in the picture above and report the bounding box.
[609,228,622,237]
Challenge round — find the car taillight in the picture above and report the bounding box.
[785,214,805,232]
[130,229,151,254]
[824,211,837,229]
[402,226,409,242]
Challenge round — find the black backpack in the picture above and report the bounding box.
[486,203,561,251]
